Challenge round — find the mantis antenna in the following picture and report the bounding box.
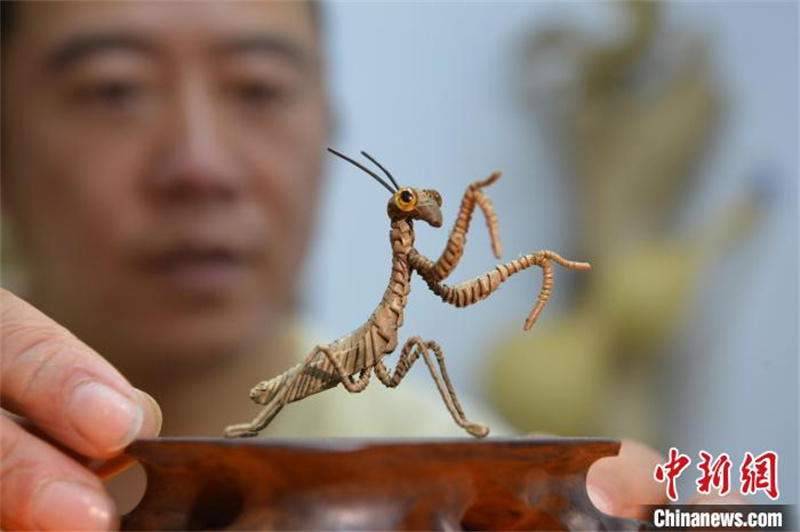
[361,150,400,191]
[327,147,397,194]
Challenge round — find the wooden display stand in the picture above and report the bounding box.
[122,438,649,531]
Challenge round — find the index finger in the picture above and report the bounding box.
[1,288,161,459]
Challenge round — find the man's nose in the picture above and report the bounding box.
[147,83,244,203]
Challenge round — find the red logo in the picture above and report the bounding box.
[654,448,780,501]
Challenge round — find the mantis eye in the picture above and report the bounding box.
[395,188,417,211]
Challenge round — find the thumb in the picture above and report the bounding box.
[586,438,666,519]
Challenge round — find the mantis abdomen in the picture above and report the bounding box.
[250,321,397,405]
[250,240,412,405]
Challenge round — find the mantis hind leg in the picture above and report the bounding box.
[224,346,372,438]
[375,336,489,438]
[314,346,372,393]
[224,387,288,438]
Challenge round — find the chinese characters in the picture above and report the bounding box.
[654,448,779,501]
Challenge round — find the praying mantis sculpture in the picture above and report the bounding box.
[224,148,591,438]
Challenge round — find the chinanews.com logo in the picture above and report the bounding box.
[646,447,795,531]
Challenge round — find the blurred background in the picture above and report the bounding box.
[301,1,797,504]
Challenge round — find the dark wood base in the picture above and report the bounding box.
[122,437,650,531]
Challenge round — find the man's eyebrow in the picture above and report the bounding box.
[46,34,157,72]
[215,35,312,70]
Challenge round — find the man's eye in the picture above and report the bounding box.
[78,81,142,106]
[234,81,287,106]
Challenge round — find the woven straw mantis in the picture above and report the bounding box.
[224,148,591,438]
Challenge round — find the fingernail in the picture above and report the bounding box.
[68,380,143,455]
[137,389,163,437]
[587,484,614,515]
[33,480,115,531]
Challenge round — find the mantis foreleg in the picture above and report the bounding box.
[412,250,591,330]
[416,172,504,283]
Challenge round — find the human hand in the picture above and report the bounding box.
[587,438,747,520]
[1,288,162,531]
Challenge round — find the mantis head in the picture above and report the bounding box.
[387,187,443,227]
[327,147,443,228]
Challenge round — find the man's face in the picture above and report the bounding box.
[1,2,328,371]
